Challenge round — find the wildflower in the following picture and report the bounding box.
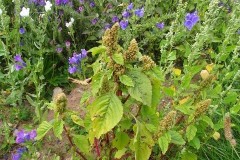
[19,28,25,34]
[66,17,74,28]
[184,11,199,30]
[65,41,71,48]
[20,7,30,17]
[156,22,164,29]
[135,8,144,18]
[119,20,128,30]
[56,47,63,53]
[0,9,2,15]
[30,0,46,6]
[55,0,69,5]
[14,54,26,71]
[79,6,84,12]
[11,147,26,160]
[104,23,111,30]
[122,10,131,18]
[15,129,36,144]
[91,18,98,25]
[112,16,119,23]
[68,66,78,74]
[89,1,95,7]
[81,49,87,58]
[127,3,133,10]
[45,1,52,11]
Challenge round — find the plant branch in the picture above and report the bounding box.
[63,125,87,160]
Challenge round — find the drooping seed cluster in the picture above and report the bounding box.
[159,111,176,134]
[124,39,139,62]
[140,55,156,70]
[102,23,119,56]
[53,88,67,114]
[193,99,211,118]
[224,113,237,147]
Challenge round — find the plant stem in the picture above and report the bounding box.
[63,125,87,160]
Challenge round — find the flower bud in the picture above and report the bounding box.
[200,70,209,80]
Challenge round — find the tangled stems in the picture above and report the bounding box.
[63,125,87,160]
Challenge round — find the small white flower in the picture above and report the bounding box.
[66,17,74,28]
[45,1,52,12]
[20,7,30,17]
[0,9,2,15]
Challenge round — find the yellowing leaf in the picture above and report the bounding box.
[179,97,190,105]
[173,68,181,76]
[206,63,214,72]
[212,132,220,140]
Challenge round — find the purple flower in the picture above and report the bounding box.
[184,11,199,30]
[55,0,69,5]
[127,3,133,10]
[122,10,131,18]
[90,1,95,7]
[14,54,24,63]
[156,22,164,29]
[29,0,46,6]
[120,20,129,30]
[56,47,63,53]
[135,8,144,18]
[91,18,98,25]
[65,41,71,48]
[69,55,79,64]
[14,129,36,143]
[29,130,37,140]
[112,16,119,23]
[79,6,84,12]
[19,28,25,34]
[11,148,26,160]
[104,23,111,30]
[81,49,87,58]
[14,54,26,71]
[68,66,78,74]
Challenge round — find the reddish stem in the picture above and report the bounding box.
[94,138,101,157]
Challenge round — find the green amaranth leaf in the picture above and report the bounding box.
[119,75,134,87]
[88,93,123,139]
[112,53,124,65]
[36,121,53,140]
[186,125,197,142]
[133,120,154,160]
[53,119,64,140]
[158,132,171,154]
[127,69,152,106]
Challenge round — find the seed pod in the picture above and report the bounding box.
[193,99,211,118]
[159,111,176,133]
[113,64,125,76]
[224,112,233,141]
[200,70,210,80]
[124,39,139,62]
[140,55,156,70]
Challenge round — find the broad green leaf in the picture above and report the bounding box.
[149,75,161,109]
[223,91,238,104]
[230,104,240,115]
[169,130,185,145]
[158,132,171,154]
[114,148,127,159]
[127,69,152,106]
[141,106,158,127]
[113,132,130,150]
[190,137,200,150]
[91,72,104,95]
[181,151,197,160]
[201,115,214,128]
[37,121,53,140]
[112,53,124,65]
[89,93,123,138]
[167,50,176,61]
[71,115,84,127]
[186,125,197,142]
[88,45,106,56]
[73,135,91,155]
[133,120,154,160]
[119,75,134,87]
[53,120,64,140]
[80,91,91,105]
[0,40,7,56]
